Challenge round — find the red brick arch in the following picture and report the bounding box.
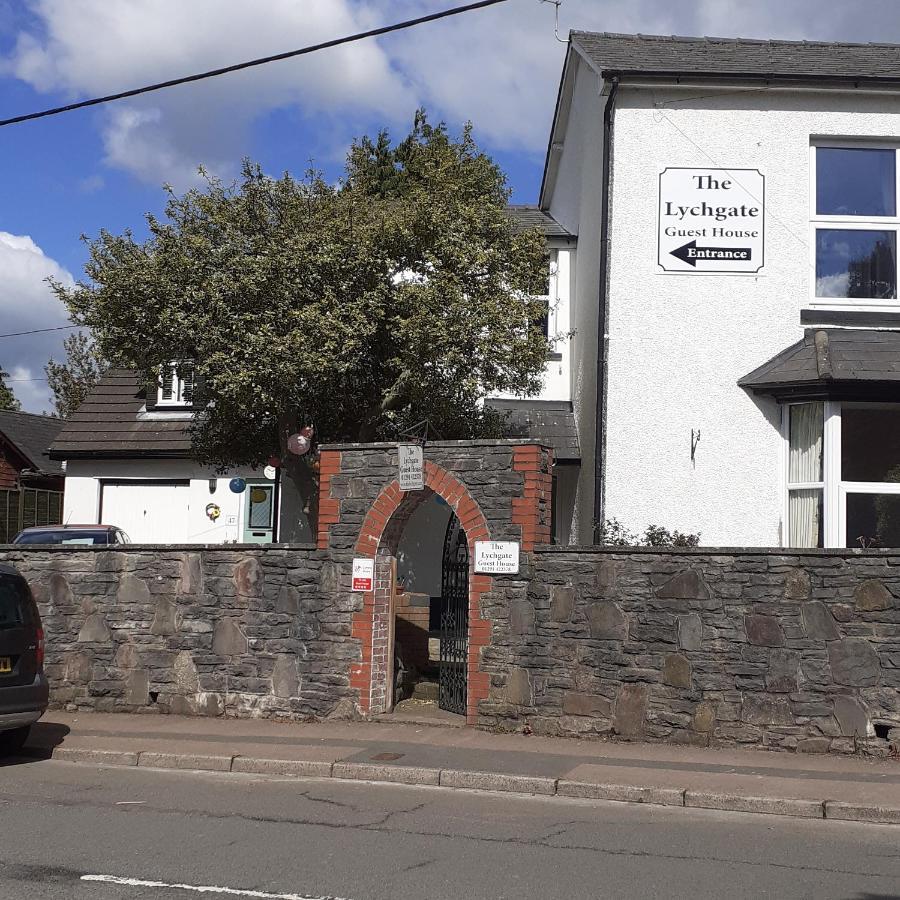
[349,462,492,724]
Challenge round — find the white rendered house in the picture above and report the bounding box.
[50,368,309,545]
[533,31,900,548]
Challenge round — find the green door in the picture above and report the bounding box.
[243,482,275,544]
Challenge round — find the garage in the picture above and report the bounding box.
[99,481,190,544]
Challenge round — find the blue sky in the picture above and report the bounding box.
[3,0,900,411]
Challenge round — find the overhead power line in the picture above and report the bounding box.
[0,0,510,129]
[0,324,79,339]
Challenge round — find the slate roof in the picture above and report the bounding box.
[50,369,193,459]
[739,329,900,396]
[572,32,900,83]
[506,205,573,239]
[487,399,580,461]
[0,410,65,475]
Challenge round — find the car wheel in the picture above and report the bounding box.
[0,726,31,756]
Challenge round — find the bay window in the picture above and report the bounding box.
[811,144,900,305]
[785,401,900,548]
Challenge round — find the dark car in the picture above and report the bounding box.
[0,564,48,754]
[13,525,130,546]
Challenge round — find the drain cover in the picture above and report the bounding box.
[370,752,404,761]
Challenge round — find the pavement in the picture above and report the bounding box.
[16,710,900,826]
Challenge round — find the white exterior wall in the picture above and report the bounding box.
[63,459,266,544]
[488,242,574,403]
[546,57,605,542]
[601,86,900,545]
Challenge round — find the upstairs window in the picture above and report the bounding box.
[157,363,194,407]
[812,145,900,304]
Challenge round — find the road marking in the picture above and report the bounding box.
[81,874,353,899]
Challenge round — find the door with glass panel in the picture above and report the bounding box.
[242,482,275,544]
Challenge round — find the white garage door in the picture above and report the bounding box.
[100,482,190,544]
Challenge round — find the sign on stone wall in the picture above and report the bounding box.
[658,168,765,274]
[398,444,424,491]
[474,541,520,574]
[351,557,375,592]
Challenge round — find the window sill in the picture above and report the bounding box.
[805,301,900,313]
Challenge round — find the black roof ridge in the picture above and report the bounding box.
[0,408,56,422]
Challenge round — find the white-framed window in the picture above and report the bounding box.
[157,363,194,407]
[783,400,900,548]
[809,142,900,309]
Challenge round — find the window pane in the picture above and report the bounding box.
[789,402,823,483]
[789,489,823,547]
[842,405,900,482]
[817,147,896,217]
[248,487,273,528]
[846,492,900,548]
[815,229,896,299]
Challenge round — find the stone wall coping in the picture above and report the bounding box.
[0,542,320,553]
[537,544,900,558]
[319,439,550,451]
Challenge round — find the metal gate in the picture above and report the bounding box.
[439,514,469,715]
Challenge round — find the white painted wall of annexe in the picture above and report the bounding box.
[600,85,900,546]
[63,459,267,544]
[544,55,605,543]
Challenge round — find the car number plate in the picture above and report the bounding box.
[0,657,10,674]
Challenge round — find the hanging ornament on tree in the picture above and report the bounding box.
[286,425,314,456]
[287,433,310,456]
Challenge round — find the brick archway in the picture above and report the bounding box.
[349,462,492,724]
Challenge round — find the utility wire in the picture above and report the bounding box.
[0,0,510,129]
[0,324,79,339]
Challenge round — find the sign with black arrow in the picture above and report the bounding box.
[669,240,752,267]
[657,168,765,274]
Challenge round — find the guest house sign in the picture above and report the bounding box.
[658,168,765,274]
[474,541,520,575]
[398,444,424,491]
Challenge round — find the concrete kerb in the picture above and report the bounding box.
[42,747,900,826]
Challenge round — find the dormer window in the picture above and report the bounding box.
[157,363,194,407]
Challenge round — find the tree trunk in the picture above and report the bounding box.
[278,412,319,540]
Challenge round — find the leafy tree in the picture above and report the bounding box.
[51,112,550,522]
[45,331,108,418]
[0,368,20,411]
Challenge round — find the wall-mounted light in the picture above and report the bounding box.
[208,477,217,494]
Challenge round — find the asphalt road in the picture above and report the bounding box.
[1,757,899,900]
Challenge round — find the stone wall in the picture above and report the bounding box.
[6,537,900,756]
[479,547,900,755]
[3,545,358,720]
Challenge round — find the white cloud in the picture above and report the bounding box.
[6,1,900,184]
[3,0,416,186]
[815,272,850,297]
[8,365,52,414]
[0,231,74,413]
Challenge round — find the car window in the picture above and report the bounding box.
[15,530,111,545]
[0,576,32,629]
